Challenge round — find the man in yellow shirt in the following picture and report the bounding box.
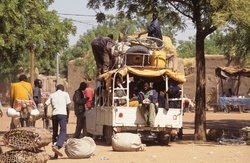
[9,74,33,129]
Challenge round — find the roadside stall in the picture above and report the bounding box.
[215,67,250,113]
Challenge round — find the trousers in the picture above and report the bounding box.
[73,112,87,138]
[52,114,67,148]
[92,45,110,76]
[138,103,156,126]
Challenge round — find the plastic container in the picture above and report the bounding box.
[151,50,166,68]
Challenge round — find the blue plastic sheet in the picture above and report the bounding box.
[218,97,250,110]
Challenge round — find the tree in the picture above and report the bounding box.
[177,36,196,58]
[216,24,250,66]
[177,30,224,58]
[0,0,76,83]
[87,0,250,140]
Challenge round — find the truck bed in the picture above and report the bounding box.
[85,105,182,135]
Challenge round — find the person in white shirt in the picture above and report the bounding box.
[45,84,71,159]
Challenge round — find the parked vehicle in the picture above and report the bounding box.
[85,37,186,145]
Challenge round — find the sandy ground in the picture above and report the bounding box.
[1,108,250,163]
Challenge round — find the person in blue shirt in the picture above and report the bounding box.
[137,10,163,47]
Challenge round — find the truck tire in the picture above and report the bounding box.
[103,125,113,145]
[126,45,151,66]
[158,132,170,146]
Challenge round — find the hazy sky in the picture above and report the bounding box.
[49,0,195,46]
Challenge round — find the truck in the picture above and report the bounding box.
[85,37,186,145]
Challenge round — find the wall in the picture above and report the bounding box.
[183,55,250,107]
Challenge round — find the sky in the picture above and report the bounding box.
[49,0,196,46]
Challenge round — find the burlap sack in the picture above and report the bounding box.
[3,127,52,150]
[111,133,146,151]
[35,104,52,120]
[0,149,49,163]
[65,137,96,159]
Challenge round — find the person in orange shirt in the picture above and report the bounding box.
[9,74,33,129]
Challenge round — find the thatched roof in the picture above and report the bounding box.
[215,67,250,79]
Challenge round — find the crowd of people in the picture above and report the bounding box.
[6,74,92,159]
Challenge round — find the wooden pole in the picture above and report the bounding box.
[220,78,224,96]
[237,75,241,96]
[30,44,35,88]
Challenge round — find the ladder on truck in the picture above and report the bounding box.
[112,71,130,107]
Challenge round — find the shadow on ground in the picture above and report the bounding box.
[183,119,250,131]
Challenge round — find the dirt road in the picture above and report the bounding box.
[1,108,250,163]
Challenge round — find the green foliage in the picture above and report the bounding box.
[177,30,224,58]
[210,0,250,66]
[205,30,224,55]
[87,0,184,38]
[216,24,250,66]
[211,0,250,27]
[177,36,195,58]
[0,0,76,82]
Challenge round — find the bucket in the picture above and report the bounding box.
[151,50,166,68]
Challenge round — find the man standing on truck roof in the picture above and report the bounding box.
[91,34,114,76]
[137,10,163,47]
[137,82,158,127]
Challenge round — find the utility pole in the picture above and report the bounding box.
[30,44,35,87]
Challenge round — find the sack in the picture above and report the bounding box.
[65,137,96,159]
[142,98,151,105]
[0,149,50,163]
[30,108,40,116]
[35,104,52,120]
[6,108,20,117]
[47,105,53,118]
[111,133,146,151]
[3,127,52,150]
[14,99,33,112]
[41,105,53,119]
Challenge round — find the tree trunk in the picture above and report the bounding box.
[30,44,35,88]
[194,31,207,141]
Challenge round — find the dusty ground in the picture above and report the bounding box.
[1,108,250,163]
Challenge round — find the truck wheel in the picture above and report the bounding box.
[158,132,170,146]
[126,45,150,66]
[103,126,113,145]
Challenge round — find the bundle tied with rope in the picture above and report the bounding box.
[0,149,49,163]
[2,127,52,151]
